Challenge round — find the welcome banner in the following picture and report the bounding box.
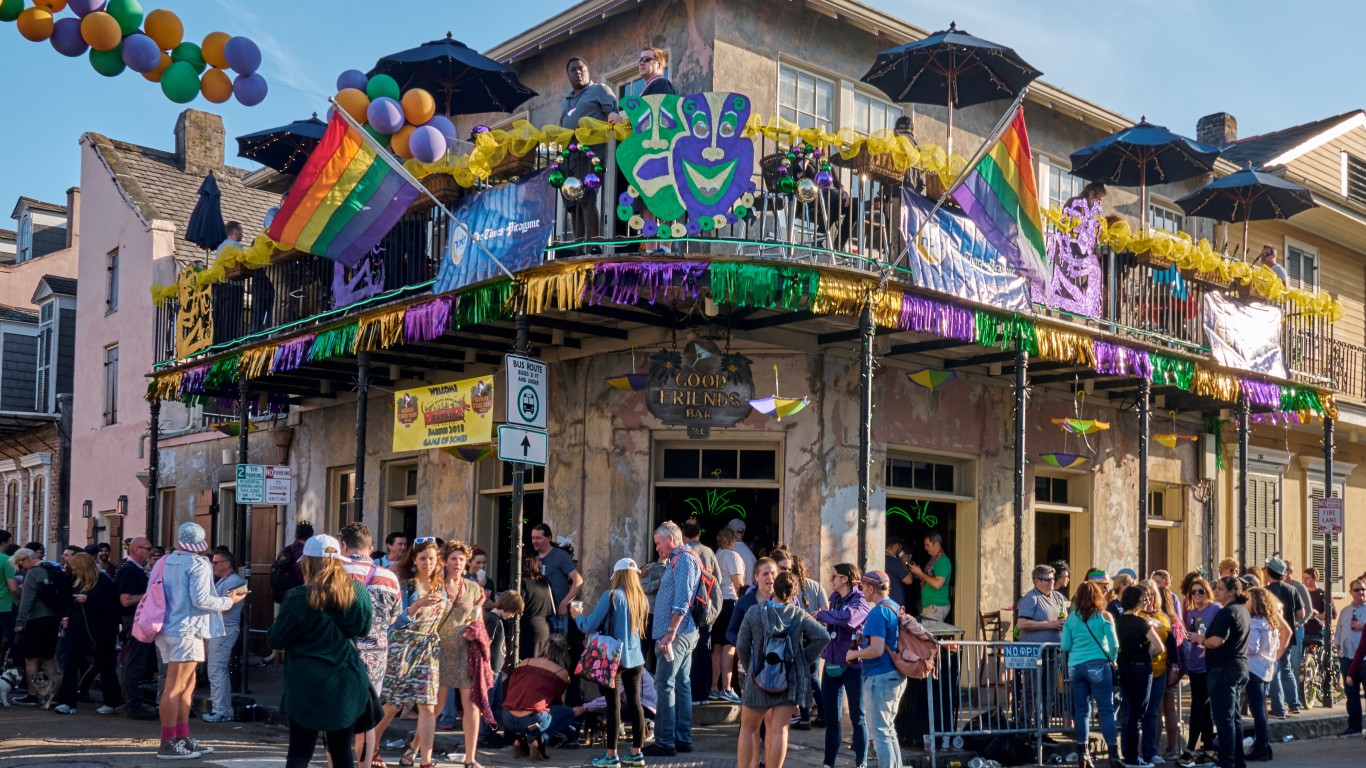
[392,376,496,452]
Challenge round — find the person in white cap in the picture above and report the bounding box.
[727,519,755,588]
[571,557,649,767]
[156,522,245,760]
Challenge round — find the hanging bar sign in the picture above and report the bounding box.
[646,341,753,436]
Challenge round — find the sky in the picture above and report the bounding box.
[0,0,1362,220]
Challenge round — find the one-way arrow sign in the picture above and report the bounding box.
[497,425,548,466]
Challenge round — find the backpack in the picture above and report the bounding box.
[132,555,170,643]
[671,547,721,626]
[36,563,72,612]
[751,604,797,694]
[891,612,940,679]
[270,545,303,603]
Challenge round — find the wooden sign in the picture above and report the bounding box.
[646,342,753,438]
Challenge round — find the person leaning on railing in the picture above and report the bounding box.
[1060,580,1120,768]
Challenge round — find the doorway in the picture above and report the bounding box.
[885,497,958,622]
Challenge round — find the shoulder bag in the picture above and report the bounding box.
[576,593,624,688]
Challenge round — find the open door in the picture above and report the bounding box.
[245,505,280,656]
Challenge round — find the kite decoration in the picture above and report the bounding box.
[1154,410,1197,448]
[750,364,809,421]
[907,368,957,390]
[446,445,495,462]
[1040,452,1088,469]
[1053,417,1111,435]
[605,347,650,392]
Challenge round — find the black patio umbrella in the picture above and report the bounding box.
[860,22,1041,155]
[236,115,327,176]
[185,173,225,251]
[1069,119,1220,228]
[368,33,537,116]
[1175,165,1318,256]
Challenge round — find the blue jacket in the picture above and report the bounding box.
[575,588,645,670]
[161,550,233,640]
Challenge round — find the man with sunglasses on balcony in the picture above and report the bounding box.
[1335,579,1366,737]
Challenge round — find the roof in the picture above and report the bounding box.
[1221,110,1364,169]
[82,132,279,264]
[40,275,77,296]
[0,229,15,240]
[0,305,38,323]
[10,197,67,219]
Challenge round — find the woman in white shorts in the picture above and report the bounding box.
[155,522,245,760]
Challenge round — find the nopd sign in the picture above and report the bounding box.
[646,343,753,438]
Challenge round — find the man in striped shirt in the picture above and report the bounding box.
[339,523,401,767]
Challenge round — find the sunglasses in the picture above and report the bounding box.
[413,536,437,545]
[1036,577,1055,582]
[638,56,656,63]
[1190,589,1207,595]
[1354,588,1366,593]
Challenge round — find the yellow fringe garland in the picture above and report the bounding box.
[147,372,182,402]
[355,307,407,353]
[870,288,905,329]
[238,346,275,381]
[1192,369,1241,403]
[520,262,593,315]
[1034,328,1096,367]
[811,274,871,318]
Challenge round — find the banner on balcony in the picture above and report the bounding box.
[901,189,1033,315]
[393,376,496,453]
[433,169,556,296]
[1202,293,1287,378]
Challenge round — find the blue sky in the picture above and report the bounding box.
[1,0,1362,218]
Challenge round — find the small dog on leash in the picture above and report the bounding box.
[31,669,61,710]
[0,667,22,707]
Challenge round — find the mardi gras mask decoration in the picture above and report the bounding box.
[674,92,755,218]
[618,93,687,221]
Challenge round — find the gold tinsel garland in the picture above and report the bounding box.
[1192,369,1241,402]
[810,274,870,318]
[238,346,275,380]
[1034,328,1096,367]
[354,307,407,353]
[520,262,593,315]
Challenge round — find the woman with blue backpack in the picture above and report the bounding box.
[736,570,829,768]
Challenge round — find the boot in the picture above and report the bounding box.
[1107,743,1124,768]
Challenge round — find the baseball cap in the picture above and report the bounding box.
[727,518,746,533]
[302,534,344,561]
[613,557,638,573]
[177,522,210,553]
[861,570,890,587]
[1116,568,1138,580]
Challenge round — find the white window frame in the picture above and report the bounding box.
[1149,201,1185,235]
[17,213,32,263]
[1283,236,1319,290]
[777,62,836,132]
[850,90,902,137]
[1037,156,1086,214]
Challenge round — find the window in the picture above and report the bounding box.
[661,448,777,481]
[654,441,782,553]
[3,480,17,531]
[885,458,956,494]
[1035,476,1069,504]
[1246,474,1281,569]
[1284,240,1319,290]
[106,249,119,312]
[851,91,901,136]
[17,213,31,263]
[1310,482,1344,592]
[328,466,356,533]
[1038,157,1085,212]
[29,477,45,548]
[778,64,834,131]
[383,462,419,541]
[1146,486,1184,576]
[1150,204,1185,235]
[36,303,54,413]
[1346,153,1366,204]
[103,345,118,425]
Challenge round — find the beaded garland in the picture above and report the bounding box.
[547,141,605,202]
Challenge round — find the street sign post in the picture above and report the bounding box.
[505,354,547,430]
[236,464,292,505]
[1316,496,1343,535]
[497,425,548,467]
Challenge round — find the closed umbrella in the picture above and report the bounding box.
[185,173,225,251]
[1175,164,1317,256]
[236,115,327,176]
[368,33,537,116]
[1069,119,1220,229]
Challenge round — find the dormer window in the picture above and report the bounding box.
[17,212,31,263]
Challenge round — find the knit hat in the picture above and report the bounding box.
[301,534,344,561]
[613,558,638,573]
[861,570,891,587]
[177,522,210,553]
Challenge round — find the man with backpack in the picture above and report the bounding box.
[682,521,722,707]
[116,537,157,719]
[270,521,314,604]
[644,522,702,758]
[13,546,68,707]
[846,570,906,768]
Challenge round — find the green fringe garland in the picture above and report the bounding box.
[1203,416,1226,473]
[974,311,1036,353]
[310,323,358,362]
[1280,385,1324,415]
[709,262,819,310]
[455,280,514,327]
[204,355,240,388]
[1149,353,1194,391]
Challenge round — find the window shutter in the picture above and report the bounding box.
[1309,482,1344,592]
[1247,474,1280,567]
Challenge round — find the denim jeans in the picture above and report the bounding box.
[1141,672,1167,761]
[205,630,238,717]
[500,705,578,742]
[652,629,697,748]
[1270,645,1301,714]
[1117,664,1151,764]
[863,670,906,768]
[1207,665,1247,768]
[821,665,867,766]
[1245,675,1269,751]
[1069,660,1116,748]
[1288,629,1304,703]
[1343,657,1363,732]
[437,686,458,728]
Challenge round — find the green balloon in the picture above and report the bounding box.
[106,0,144,36]
[161,61,199,104]
[171,42,206,74]
[0,0,24,23]
[90,46,126,78]
[365,74,400,102]
[364,123,390,148]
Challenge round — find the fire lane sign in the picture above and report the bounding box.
[1316,497,1343,535]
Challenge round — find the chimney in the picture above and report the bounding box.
[174,109,225,175]
[1197,112,1238,148]
[65,187,79,248]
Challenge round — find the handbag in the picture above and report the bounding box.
[352,684,385,733]
[575,594,624,688]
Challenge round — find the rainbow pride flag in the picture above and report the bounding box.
[951,107,1048,292]
[267,113,423,268]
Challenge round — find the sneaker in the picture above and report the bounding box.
[200,712,232,723]
[708,689,723,701]
[156,738,201,760]
[792,720,812,731]
[641,744,676,757]
[1125,760,1153,768]
[622,752,646,767]
[721,689,741,703]
[592,755,622,767]
[54,704,76,714]
[97,705,119,715]
[183,736,214,755]
[1341,729,1363,738]
[12,693,38,707]
[675,742,693,753]
[1289,707,1302,715]
[1149,757,1165,765]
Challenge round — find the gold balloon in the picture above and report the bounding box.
[142,53,172,83]
[200,68,233,104]
[16,8,54,42]
[80,11,122,52]
[390,124,416,160]
[201,31,231,68]
[143,8,184,51]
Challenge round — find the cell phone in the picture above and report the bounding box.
[233,586,249,596]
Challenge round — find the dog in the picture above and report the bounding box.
[0,667,21,707]
[31,669,62,710]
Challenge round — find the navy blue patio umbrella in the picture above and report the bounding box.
[236,115,327,176]
[185,173,225,251]
[368,33,537,116]
[1175,165,1317,256]
[1069,120,1221,228]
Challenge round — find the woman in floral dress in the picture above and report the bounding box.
[437,541,485,768]
[375,538,448,768]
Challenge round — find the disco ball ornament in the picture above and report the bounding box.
[560,176,584,202]
[796,177,818,203]
[583,172,602,191]
[815,170,834,189]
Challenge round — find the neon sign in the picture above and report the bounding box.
[887,500,938,528]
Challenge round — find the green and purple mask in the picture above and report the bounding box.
[617,93,687,221]
[673,92,753,218]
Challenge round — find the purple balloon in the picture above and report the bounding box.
[50,17,88,58]
[425,114,457,146]
[68,0,108,16]
[121,32,161,73]
[223,36,262,76]
[233,73,268,107]
[336,69,368,92]
[409,125,447,163]
[366,97,405,134]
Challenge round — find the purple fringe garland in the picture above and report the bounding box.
[1250,410,1303,426]
[1240,378,1282,410]
[404,297,455,344]
[582,261,709,306]
[1093,341,1152,378]
[898,295,975,342]
[179,365,209,397]
[272,335,316,374]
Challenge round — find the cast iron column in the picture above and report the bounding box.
[509,313,531,665]
[857,304,875,572]
[147,397,161,540]
[1237,398,1249,566]
[1322,415,1335,708]
[236,383,249,560]
[354,351,370,523]
[1013,344,1028,603]
[1137,378,1151,576]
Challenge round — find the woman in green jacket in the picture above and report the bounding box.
[269,534,374,768]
